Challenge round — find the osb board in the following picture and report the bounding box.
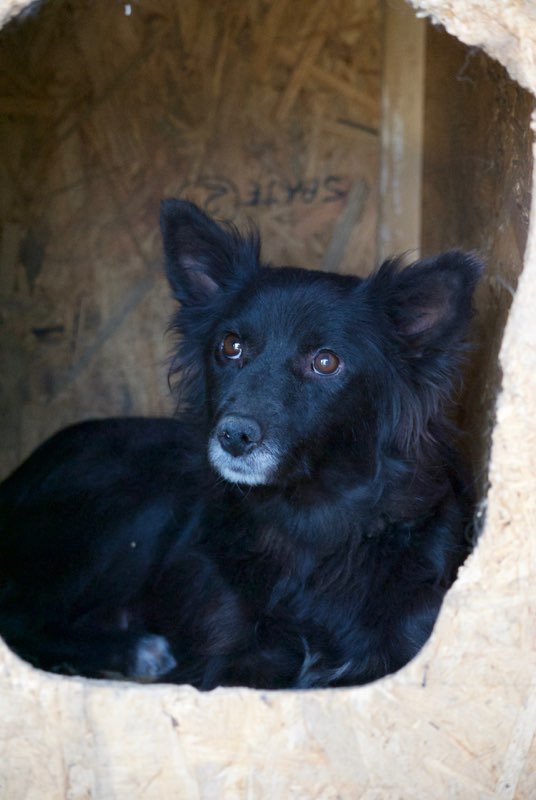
[0,0,27,25]
[421,23,534,489]
[0,0,381,478]
[0,3,535,800]
[410,0,536,96]
[378,0,425,260]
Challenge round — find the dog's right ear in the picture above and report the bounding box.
[160,199,260,305]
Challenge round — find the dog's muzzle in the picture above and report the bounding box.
[216,414,262,457]
[208,414,280,485]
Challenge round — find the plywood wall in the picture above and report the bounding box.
[421,24,534,490]
[0,0,382,478]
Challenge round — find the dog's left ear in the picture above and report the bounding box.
[371,250,483,353]
[160,199,260,305]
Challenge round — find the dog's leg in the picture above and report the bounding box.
[0,612,176,680]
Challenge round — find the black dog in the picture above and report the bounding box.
[0,200,481,689]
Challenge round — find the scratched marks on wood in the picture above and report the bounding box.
[0,0,381,475]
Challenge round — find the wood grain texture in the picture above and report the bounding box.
[0,0,381,478]
[421,23,533,493]
[0,0,535,797]
[378,0,425,260]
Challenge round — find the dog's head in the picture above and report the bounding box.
[161,199,482,494]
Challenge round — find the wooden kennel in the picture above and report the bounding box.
[0,0,534,796]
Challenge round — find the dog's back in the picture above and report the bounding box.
[0,200,481,689]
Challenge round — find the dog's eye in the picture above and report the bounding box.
[312,350,341,375]
[221,333,243,360]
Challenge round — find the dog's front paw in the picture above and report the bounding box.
[127,634,177,680]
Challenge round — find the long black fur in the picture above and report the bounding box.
[0,200,482,689]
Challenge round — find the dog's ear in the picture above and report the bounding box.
[370,250,483,354]
[160,199,260,305]
[365,251,482,452]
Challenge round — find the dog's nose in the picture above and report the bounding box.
[216,415,263,457]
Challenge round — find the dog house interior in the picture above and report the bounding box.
[0,0,534,796]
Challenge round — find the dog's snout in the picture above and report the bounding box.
[216,415,263,457]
